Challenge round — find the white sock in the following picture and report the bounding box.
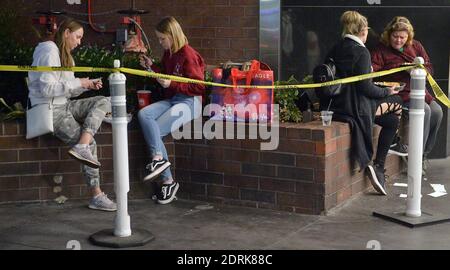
[163,179,174,185]
[75,143,88,149]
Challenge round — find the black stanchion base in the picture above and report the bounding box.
[89,228,155,248]
[373,210,450,228]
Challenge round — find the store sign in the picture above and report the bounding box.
[367,0,381,4]
[67,0,81,4]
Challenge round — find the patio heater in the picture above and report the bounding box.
[89,60,154,248]
[32,0,66,39]
[116,0,150,53]
[373,57,450,228]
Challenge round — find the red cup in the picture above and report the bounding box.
[137,90,152,109]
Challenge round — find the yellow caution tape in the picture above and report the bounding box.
[425,69,450,107]
[0,64,415,89]
[1,63,448,108]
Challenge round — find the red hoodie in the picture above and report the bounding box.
[371,40,434,104]
[151,44,205,100]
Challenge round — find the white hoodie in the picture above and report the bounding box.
[28,41,86,106]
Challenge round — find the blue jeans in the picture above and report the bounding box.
[138,94,202,180]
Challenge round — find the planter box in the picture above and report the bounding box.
[0,119,403,215]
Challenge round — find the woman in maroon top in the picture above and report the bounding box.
[138,16,205,204]
[371,16,442,173]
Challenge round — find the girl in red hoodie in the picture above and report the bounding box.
[138,16,205,204]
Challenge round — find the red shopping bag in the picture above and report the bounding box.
[209,60,274,122]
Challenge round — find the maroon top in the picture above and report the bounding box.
[152,44,205,100]
[371,40,434,104]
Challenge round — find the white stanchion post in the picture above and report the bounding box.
[109,60,131,236]
[406,57,426,218]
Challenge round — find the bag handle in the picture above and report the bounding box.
[230,60,260,90]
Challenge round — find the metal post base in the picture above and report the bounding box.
[89,229,154,248]
[373,210,450,228]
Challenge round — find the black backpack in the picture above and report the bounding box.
[312,58,342,99]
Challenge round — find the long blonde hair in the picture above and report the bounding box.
[54,19,82,67]
[380,16,414,47]
[156,16,188,54]
[340,11,368,37]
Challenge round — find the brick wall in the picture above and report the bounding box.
[0,119,403,214]
[0,120,174,203]
[11,0,259,66]
[173,121,403,215]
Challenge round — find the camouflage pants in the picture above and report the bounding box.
[52,96,110,187]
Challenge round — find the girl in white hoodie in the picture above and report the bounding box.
[27,19,116,211]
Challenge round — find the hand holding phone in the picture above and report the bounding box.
[91,77,103,90]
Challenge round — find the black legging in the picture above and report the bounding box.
[373,95,403,168]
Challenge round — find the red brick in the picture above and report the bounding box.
[0,162,40,176]
[230,0,258,5]
[243,28,258,38]
[202,38,231,49]
[0,176,20,190]
[180,182,206,195]
[208,185,239,199]
[191,171,223,184]
[203,17,230,27]
[244,7,258,16]
[187,28,216,38]
[0,136,38,149]
[242,163,276,177]
[278,166,314,182]
[100,145,113,159]
[312,127,335,142]
[294,181,316,195]
[19,148,60,161]
[231,39,258,50]
[215,28,244,38]
[277,193,314,209]
[207,160,241,174]
[277,139,315,154]
[175,157,207,171]
[240,188,275,203]
[337,134,351,151]
[0,150,18,162]
[3,121,18,135]
[286,124,312,140]
[260,178,295,192]
[20,175,54,189]
[41,161,81,174]
[230,16,257,28]
[315,139,337,155]
[174,169,192,182]
[216,48,244,59]
[261,152,295,166]
[224,175,258,189]
[296,155,320,169]
[215,6,245,16]
[38,134,65,148]
[197,48,216,58]
[0,189,39,202]
[174,144,191,157]
[224,149,259,162]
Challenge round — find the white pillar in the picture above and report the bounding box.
[406,57,426,217]
[108,60,131,236]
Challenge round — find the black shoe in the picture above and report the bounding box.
[366,164,387,195]
[143,159,171,182]
[157,182,179,204]
[388,142,408,157]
